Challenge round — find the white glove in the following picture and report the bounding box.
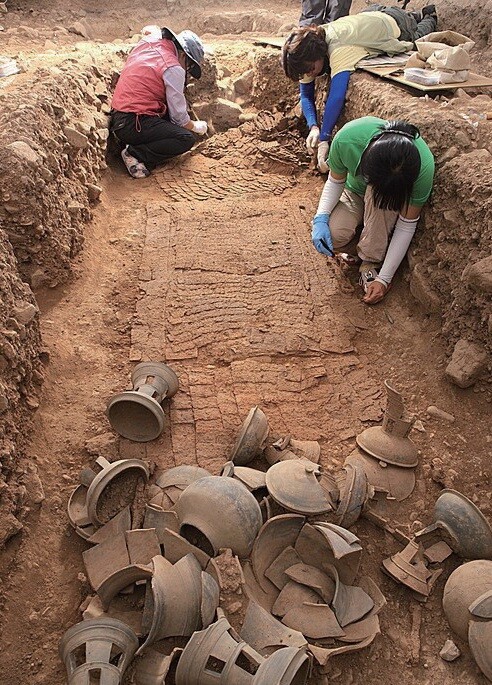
[317,140,330,173]
[306,125,320,153]
[192,120,208,136]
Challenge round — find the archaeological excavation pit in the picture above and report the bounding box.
[0,1,491,684]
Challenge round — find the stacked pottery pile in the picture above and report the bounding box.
[60,373,389,685]
[241,514,386,674]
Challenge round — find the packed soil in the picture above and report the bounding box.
[0,1,491,685]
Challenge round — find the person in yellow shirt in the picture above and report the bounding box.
[282,5,437,171]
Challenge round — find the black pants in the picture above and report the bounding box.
[110,111,195,170]
[363,5,437,43]
[299,0,352,25]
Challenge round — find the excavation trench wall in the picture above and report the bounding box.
[0,40,491,544]
[0,46,122,545]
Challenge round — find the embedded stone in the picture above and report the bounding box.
[87,184,102,201]
[445,339,488,388]
[63,126,89,149]
[213,98,243,130]
[68,21,90,38]
[439,639,460,662]
[22,465,45,505]
[462,255,492,294]
[7,141,40,165]
[437,147,458,165]
[13,301,38,324]
[409,263,441,314]
[233,69,254,97]
[192,101,213,122]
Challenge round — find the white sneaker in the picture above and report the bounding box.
[358,261,380,293]
[121,146,150,179]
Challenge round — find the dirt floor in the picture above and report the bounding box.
[0,1,491,684]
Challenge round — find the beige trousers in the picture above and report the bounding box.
[330,186,399,263]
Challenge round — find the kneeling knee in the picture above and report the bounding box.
[180,131,196,152]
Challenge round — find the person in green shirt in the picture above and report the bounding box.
[311,116,434,304]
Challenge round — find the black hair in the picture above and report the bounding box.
[360,120,421,212]
[281,26,328,81]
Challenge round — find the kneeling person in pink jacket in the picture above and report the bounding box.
[110,25,207,178]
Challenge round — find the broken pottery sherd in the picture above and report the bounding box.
[382,540,440,597]
[174,475,263,558]
[143,505,179,542]
[324,565,374,628]
[242,559,278,614]
[309,634,377,673]
[230,406,270,465]
[152,465,211,509]
[433,489,492,560]
[334,461,369,528]
[443,560,492,640]
[82,594,144,637]
[161,527,211,569]
[221,462,268,492]
[251,514,305,593]
[337,613,380,644]
[336,576,385,644]
[86,506,132,545]
[156,465,211,490]
[67,483,96,540]
[265,460,338,515]
[285,563,336,605]
[83,532,132,591]
[83,529,160,595]
[272,581,323,618]
[201,570,220,628]
[107,361,179,442]
[138,554,208,654]
[241,600,308,653]
[282,602,345,639]
[98,565,154,610]
[59,617,139,685]
[345,449,415,502]
[294,523,362,585]
[289,438,321,463]
[264,445,300,465]
[135,647,183,685]
[125,528,161,568]
[264,546,302,590]
[422,540,453,564]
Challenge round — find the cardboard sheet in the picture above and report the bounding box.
[357,65,492,91]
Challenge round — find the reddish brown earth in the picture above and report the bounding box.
[0,1,491,684]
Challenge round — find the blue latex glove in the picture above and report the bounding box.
[311,213,334,256]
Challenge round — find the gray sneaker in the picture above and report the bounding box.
[358,261,380,293]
